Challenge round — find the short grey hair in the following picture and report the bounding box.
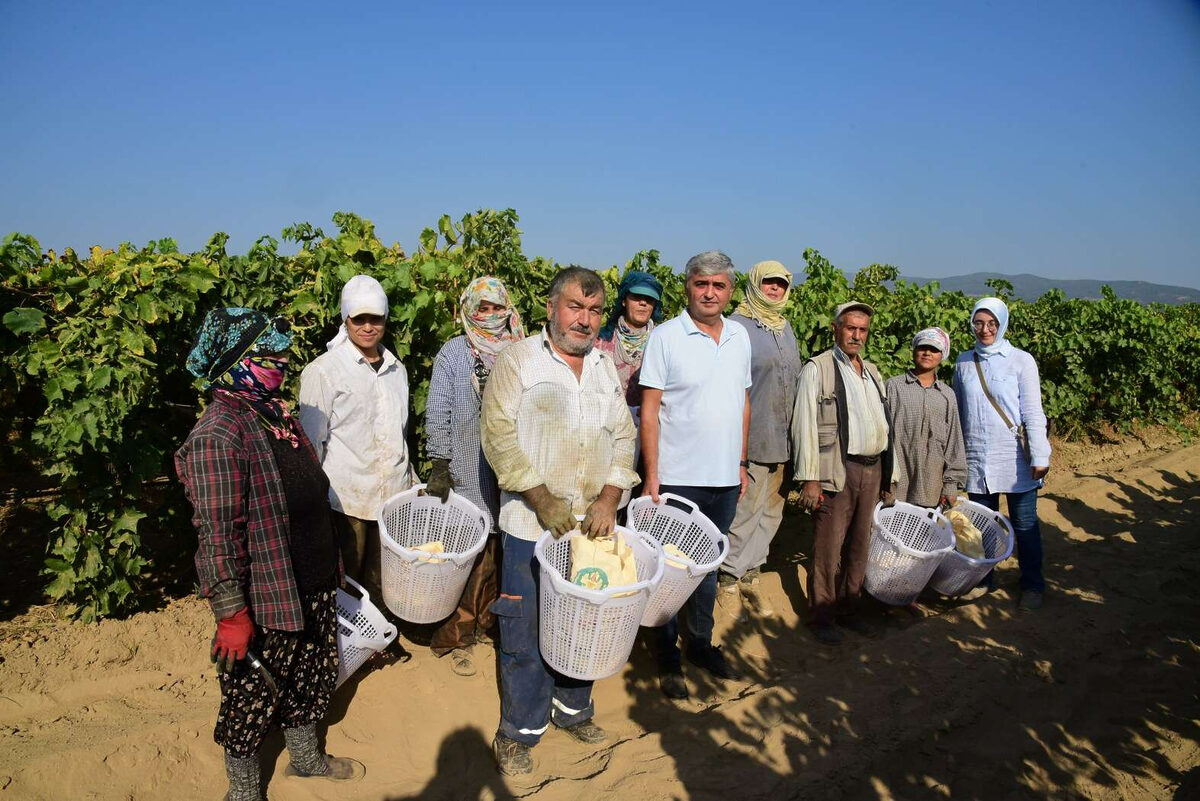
[548,265,605,304]
[684,251,736,283]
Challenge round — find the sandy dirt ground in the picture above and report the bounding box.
[1,433,1198,800]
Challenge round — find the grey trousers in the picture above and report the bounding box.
[722,461,788,579]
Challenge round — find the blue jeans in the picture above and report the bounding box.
[492,533,594,746]
[653,485,740,670]
[969,488,1045,593]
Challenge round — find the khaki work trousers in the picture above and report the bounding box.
[723,461,788,579]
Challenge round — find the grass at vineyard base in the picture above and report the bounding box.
[2,210,1197,622]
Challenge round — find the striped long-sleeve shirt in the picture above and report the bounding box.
[425,335,500,532]
[884,371,967,507]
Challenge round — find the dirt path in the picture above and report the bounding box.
[1,439,1197,800]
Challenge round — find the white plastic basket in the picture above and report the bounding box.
[928,500,1016,596]
[334,576,397,688]
[627,493,728,627]
[377,485,489,624]
[864,502,956,605]
[535,526,665,681]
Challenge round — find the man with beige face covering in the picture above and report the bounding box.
[791,301,895,645]
[298,275,414,601]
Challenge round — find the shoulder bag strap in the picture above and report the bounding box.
[973,352,1017,432]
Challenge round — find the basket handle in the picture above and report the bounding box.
[342,575,369,602]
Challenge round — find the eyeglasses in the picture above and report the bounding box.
[972,320,999,331]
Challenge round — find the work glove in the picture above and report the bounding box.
[211,607,254,674]
[528,487,577,539]
[426,458,454,503]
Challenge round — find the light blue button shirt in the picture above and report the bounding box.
[639,311,752,486]
[952,342,1051,494]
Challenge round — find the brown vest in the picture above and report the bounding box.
[809,349,892,493]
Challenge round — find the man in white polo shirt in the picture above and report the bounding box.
[639,250,752,701]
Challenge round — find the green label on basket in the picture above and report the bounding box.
[572,567,609,591]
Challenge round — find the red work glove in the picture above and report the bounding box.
[211,608,254,674]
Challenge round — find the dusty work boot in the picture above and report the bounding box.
[223,750,262,801]
[659,668,689,700]
[716,572,744,620]
[448,647,477,676]
[282,724,365,781]
[738,568,774,617]
[1018,590,1044,611]
[560,719,607,745]
[492,733,533,775]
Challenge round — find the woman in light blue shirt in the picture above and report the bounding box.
[953,297,1052,610]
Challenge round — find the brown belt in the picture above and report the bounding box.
[846,453,881,466]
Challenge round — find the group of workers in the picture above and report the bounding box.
[175,252,1052,797]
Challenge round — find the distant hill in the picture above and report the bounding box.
[897,272,1200,305]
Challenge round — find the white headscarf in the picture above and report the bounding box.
[326,275,389,350]
[971,297,1010,356]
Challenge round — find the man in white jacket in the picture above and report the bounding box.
[298,275,414,600]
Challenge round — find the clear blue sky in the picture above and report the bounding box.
[3,1,1199,288]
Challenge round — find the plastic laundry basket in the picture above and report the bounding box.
[535,526,665,681]
[928,500,1016,597]
[864,502,956,605]
[334,576,397,688]
[627,493,728,627]
[378,485,489,624]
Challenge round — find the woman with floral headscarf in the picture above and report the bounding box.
[885,326,967,509]
[176,308,363,801]
[954,297,1051,610]
[721,260,802,618]
[424,276,525,676]
[595,270,663,412]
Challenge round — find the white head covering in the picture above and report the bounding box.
[326,275,389,350]
[971,297,1010,356]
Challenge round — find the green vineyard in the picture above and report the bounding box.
[2,210,1198,620]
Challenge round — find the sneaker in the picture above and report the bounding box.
[659,669,689,699]
[492,734,533,776]
[448,647,476,677]
[739,570,774,617]
[686,644,742,681]
[560,719,607,745]
[1018,590,1044,611]
[811,622,844,645]
[836,615,880,638]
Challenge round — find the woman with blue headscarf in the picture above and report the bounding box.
[953,297,1052,610]
[176,308,364,801]
[595,270,664,412]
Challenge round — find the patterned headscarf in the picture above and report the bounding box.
[971,297,1010,356]
[733,260,792,332]
[912,326,952,363]
[459,276,525,393]
[186,307,300,446]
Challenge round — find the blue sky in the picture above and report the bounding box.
[3,1,1199,288]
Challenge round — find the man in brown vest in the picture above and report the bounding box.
[790,301,895,644]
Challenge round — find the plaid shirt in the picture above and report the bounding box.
[175,394,328,632]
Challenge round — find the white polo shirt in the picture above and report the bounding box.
[639,311,752,486]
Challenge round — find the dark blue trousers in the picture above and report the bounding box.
[492,533,594,746]
[970,487,1045,592]
[653,485,740,670]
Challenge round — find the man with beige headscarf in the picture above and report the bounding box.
[723,260,802,619]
